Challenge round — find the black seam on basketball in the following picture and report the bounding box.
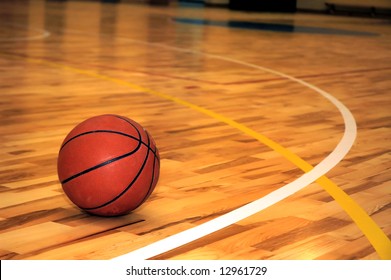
[113,115,159,159]
[131,130,158,209]
[60,130,140,151]
[61,116,142,150]
[99,115,159,159]
[81,129,153,210]
[61,129,158,157]
[146,129,160,161]
[60,115,158,186]
[139,147,158,207]
[61,138,143,185]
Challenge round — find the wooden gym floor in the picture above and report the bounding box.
[0,0,390,260]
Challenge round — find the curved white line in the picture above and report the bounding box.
[0,24,50,42]
[109,38,357,260]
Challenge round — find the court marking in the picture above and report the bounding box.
[0,24,50,42]
[47,59,391,86]
[2,33,390,258]
[101,36,391,259]
[224,66,391,85]
[3,49,391,87]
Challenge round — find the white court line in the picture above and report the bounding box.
[0,24,50,42]
[105,38,357,260]
[46,28,357,259]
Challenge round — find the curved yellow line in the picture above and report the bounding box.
[6,54,391,259]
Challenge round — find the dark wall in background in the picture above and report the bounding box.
[229,0,297,13]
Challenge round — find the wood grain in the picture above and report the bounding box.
[0,0,390,260]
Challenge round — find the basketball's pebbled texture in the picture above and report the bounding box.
[57,114,160,216]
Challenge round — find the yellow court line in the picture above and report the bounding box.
[6,54,391,259]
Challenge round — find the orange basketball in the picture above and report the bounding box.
[57,114,160,216]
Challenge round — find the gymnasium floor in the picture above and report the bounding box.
[0,0,390,260]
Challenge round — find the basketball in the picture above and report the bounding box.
[57,114,160,216]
